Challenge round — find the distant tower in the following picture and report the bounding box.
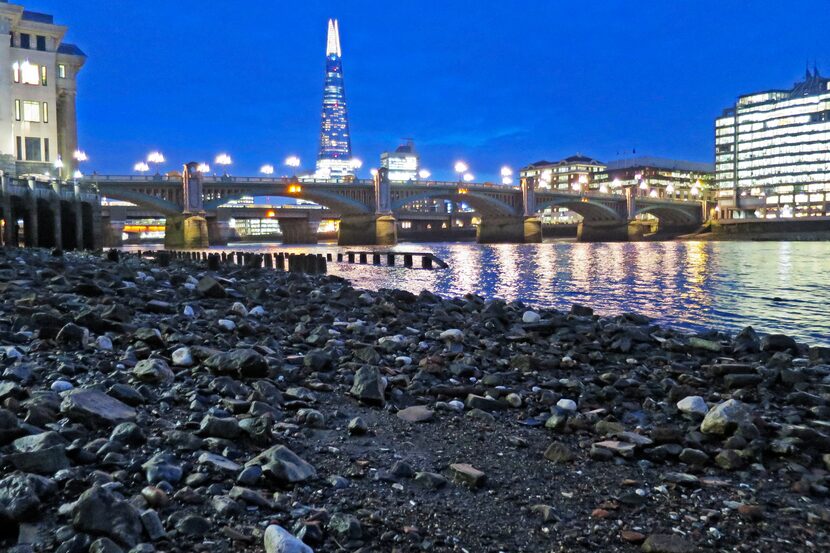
[316,19,353,180]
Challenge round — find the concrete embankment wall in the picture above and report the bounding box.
[709,217,830,241]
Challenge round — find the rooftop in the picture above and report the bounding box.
[22,10,53,23]
[606,156,714,174]
[57,42,86,57]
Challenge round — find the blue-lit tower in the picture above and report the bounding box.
[316,19,353,179]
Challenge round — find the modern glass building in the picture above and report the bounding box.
[380,141,419,182]
[715,69,830,219]
[315,19,353,180]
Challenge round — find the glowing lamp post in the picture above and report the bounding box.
[196,163,210,174]
[147,151,165,175]
[260,164,275,176]
[285,156,301,177]
[418,169,431,181]
[350,158,363,177]
[134,161,150,174]
[463,172,474,183]
[500,166,513,185]
[53,157,64,180]
[454,161,468,183]
[215,154,232,176]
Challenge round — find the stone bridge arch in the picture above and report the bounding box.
[391,189,519,217]
[635,204,701,224]
[534,198,624,222]
[99,187,182,217]
[203,188,371,215]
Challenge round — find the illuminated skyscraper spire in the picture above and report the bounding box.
[316,18,353,179]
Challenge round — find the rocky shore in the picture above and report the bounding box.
[0,248,828,553]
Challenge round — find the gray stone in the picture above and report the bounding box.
[72,486,143,548]
[89,538,125,553]
[700,399,749,435]
[264,524,313,553]
[8,431,69,474]
[350,366,386,406]
[198,415,240,439]
[203,349,268,378]
[197,275,226,298]
[139,509,166,541]
[0,473,41,521]
[246,445,316,483]
[676,396,708,417]
[641,533,696,553]
[396,405,433,423]
[544,442,575,463]
[61,389,136,427]
[132,358,174,384]
[171,347,194,367]
[328,513,362,540]
[197,451,241,472]
[450,463,486,487]
[141,453,183,484]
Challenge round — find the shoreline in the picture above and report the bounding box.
[0,248,828,552]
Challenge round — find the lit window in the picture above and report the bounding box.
[23,100,40,122]
[14,99,20,121]
[24,137,41,161]
[40,65,47,86]
[57,64,66,78]
[42,102,48,123]
[13,61,41,85]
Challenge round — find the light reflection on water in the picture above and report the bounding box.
[130,241,830,345]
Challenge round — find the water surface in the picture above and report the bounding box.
[130,241,830,345]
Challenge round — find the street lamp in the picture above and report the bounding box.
[147,152,165,175]
[53,157,64,180]
[454,161,468,183]
[197,163,210,173]
[370,168,379,177]
[73,150,88,163]
[260,164,275,175]
[350,158,362,176]
[501,166,513,185]
[72,170,83,182]
[418,169,431,180]
[463,172,474,182]
[666,183,675,198]
[134,161,150,174]
[285,156,301,177]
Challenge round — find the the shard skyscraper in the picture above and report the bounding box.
[315,19,353,180]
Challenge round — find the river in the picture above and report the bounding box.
[127,241,830,346]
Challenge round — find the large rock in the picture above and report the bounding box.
[246,445,316,484]
[700,399,749,435]
[0,473,45,521]
[264,524,313,553]
[7,431,69,474]
[72,486,143,548]
[349,366,386,406]
[61,389,136,428]
[203,349,268,378]
[676,396,708,417]
[132,358,174,384]
[760,334,797,352]
[197,275,226,298]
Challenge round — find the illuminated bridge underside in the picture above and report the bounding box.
[89,175,706,244]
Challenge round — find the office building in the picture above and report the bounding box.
[520,155,605,223]
[715,68,830,219]
[594,156,714,201]
[0,1,85,177]
[380,141,419,182]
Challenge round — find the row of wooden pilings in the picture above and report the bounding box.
[136,249,330,274]
[336,251,447,269]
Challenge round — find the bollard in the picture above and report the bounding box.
[207,253,220,270]
[305,254,317,274]
[421,255,433,269]
[106,249,120,262]
[236,252,243,265]
[404,254,413,267]
[202,252,208,261]
[157,251,171,267]
[387,253,395,266]
[276,253,285,271]
[372,253,381,265]
[359,253,367,264]
[264,253,273,268]
[320,255,328,274]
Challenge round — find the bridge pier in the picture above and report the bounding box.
[164,214,209,249]
[206,215,233,246]
[476,216,542,244]
[102,218,125,247]
[279,217,321,244]
[652,221,702,239]
[337,214,397,246]
[576,221,644,242]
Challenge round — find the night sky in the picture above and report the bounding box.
[28,0,830,181]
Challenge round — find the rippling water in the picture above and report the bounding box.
[129,241,830,345]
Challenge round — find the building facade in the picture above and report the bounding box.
[0,1,85,178]
[380,141,419,182]
[315,19,353,180]
[715,69,830,219]
[520,155,606,223]
[594,157,714,201]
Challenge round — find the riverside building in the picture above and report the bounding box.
[715,69,830,219]
[0,1,85,178]
[594,157,714,201]
[380,141,419,182]
[520,155,605,224]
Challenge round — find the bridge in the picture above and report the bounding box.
[0,172,101,250]
[85,163,710,247]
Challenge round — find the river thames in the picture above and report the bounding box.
[131,241,830,345]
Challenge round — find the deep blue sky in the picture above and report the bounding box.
[33,0,830,181]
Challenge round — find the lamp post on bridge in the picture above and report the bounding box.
[285,156,301,178]
[147,151,165,177]
[215,154,232,178]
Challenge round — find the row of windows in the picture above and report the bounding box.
[13,99,48,123]
[724,131,830,153]
[11,32,47,51]
[736,94,830,117]
[15,136,50,162]
[734,121,830,142]
[10,61,67,86]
